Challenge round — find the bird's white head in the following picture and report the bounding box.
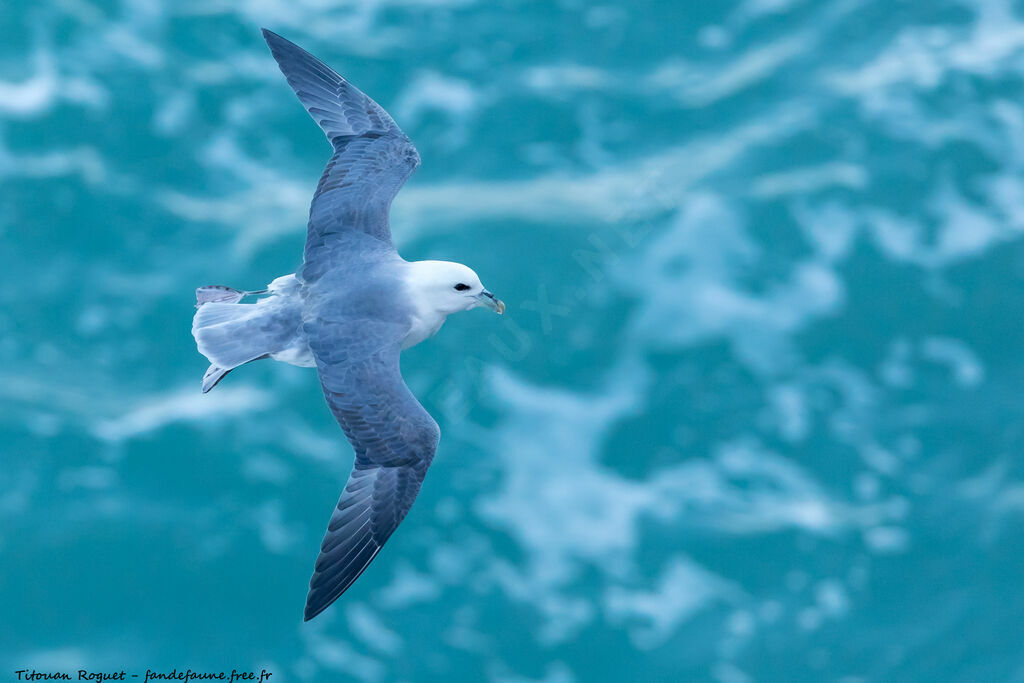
[406,260,505,317]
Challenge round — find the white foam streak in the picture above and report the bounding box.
[91,386,272,442]
[605,556,740,649]
[649,35,809,106]
[0,49,107,118]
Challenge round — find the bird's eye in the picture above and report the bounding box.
[454,283,471,291]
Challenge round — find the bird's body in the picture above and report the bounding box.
[190,30,504,621]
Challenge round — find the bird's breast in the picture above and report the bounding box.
[402,311,446,349]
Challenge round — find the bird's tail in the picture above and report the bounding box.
[192,286,275,393]
[195,285,268,307]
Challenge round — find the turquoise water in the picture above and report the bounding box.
[4,0,1024,680]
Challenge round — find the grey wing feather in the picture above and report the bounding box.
[261,29,420,267]
[303,319,439,621]
[261,29,397,142]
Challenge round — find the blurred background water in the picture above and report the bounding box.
[3,0,1024,680]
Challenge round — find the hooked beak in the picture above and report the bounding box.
[477,289,505,314]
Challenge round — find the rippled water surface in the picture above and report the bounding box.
[4,0,1024,681]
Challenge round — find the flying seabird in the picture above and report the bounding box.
[191,29,505,621]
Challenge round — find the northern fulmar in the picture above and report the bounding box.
[191,29,505,621]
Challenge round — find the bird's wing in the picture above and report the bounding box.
[261,29,420,274]
[302,317,439,621]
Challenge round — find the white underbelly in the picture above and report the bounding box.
[271,339,316,367]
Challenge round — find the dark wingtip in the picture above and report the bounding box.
[303,599,325,622]
[303,582,350,622]
[260,29,323,84]
[260,29,293,57]
[262,28,303,52]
